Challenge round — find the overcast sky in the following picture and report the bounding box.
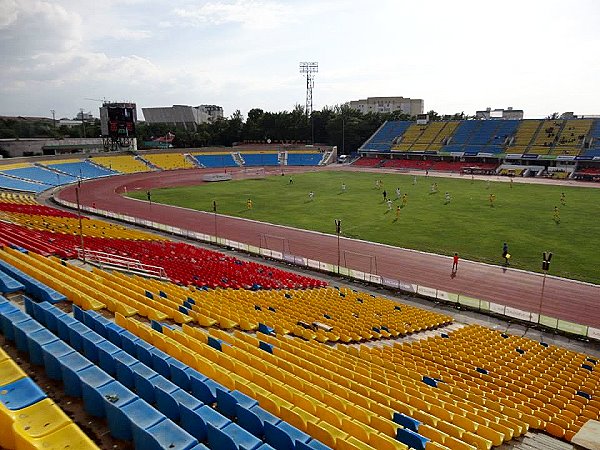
[1,0,599,121]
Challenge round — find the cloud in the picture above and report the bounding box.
[174,0,292,30]
[0,0,19,28]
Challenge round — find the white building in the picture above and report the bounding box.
[142,105,224,130]
[475,107,524,120]
[348,97,423,116]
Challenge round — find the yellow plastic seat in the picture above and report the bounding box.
[14,422,98,450]
[0,359,26,386]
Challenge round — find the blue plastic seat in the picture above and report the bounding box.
[42,339,76,380]
[67,320,92,352]
[119,330,140,356]
[81,330,106,363]
[264,421,312,450]
[216,388,259,419]
[105,322,125,346]
[47,308,72,337]
[296,440,332,450]
[136,418,198,450]
[207,422,262,450]
[72,304,85,322]
[397,428,429,450]
[13,319,44,353]
[114,353,141,389]
[124,399,166,447]
[32,301,54,328]
[150,348,173,378]
[236,404,281,438]
[59,352,94,397]
[132,363,161,404]
[135,339,155,367]
[101,381,139,440]
[189,370,221,404]
[170,358,191,391]
[151,375,179,419]
[79,366,114,417]
[27,328,59,366]
[157,386,203,423]
[1,310,30,342]
[0,377,46,410]
[96,340,122,376]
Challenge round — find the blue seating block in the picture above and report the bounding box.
[0,309,29,341]
[81,330,106,363]
[132,363,161,404]
[124,398,166,447]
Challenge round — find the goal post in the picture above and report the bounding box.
[342,250,378,275]
[259,233,291,255]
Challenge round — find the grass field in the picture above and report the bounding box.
[129,171,600,284]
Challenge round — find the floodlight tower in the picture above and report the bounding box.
[299,62,318,116]
[299,62,318,143]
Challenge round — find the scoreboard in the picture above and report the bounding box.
[100,103,137,138]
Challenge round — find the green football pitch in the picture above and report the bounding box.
[129,171,600,284]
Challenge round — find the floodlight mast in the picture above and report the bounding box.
[299,62,318,117]
[299,62,318,143]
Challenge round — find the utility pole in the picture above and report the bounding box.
[50,110,56,129]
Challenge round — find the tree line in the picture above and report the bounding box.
[1,106,470,155]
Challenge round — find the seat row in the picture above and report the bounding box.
[1,294,331,450]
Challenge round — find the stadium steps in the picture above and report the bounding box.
[524,121,546,154]
[496,430,575,449]
[184,153,201,168]
[233,152,244,166]
[134,155,160,171]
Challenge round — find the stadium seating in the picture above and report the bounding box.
[393,122,459,152]
[91,155,153,173]
[351,157,382,167]
[0,166,79,186]
[506,120,542,154]
[580,120,600,158]
[192,153,238,168]
[0,174,48,193]
[360,121,412,152]
[143,153,196,170]
[549,119,592,156]
[241,153,280,167]
[44,160,117,179]
[0,298,99,449]
[286,152,323,166]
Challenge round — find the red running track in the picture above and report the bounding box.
[56,168,600,329]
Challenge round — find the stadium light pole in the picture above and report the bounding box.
[299,62,318,144]
[213,200,218,244]
[335,219,341,274]
[539,251,553,317]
